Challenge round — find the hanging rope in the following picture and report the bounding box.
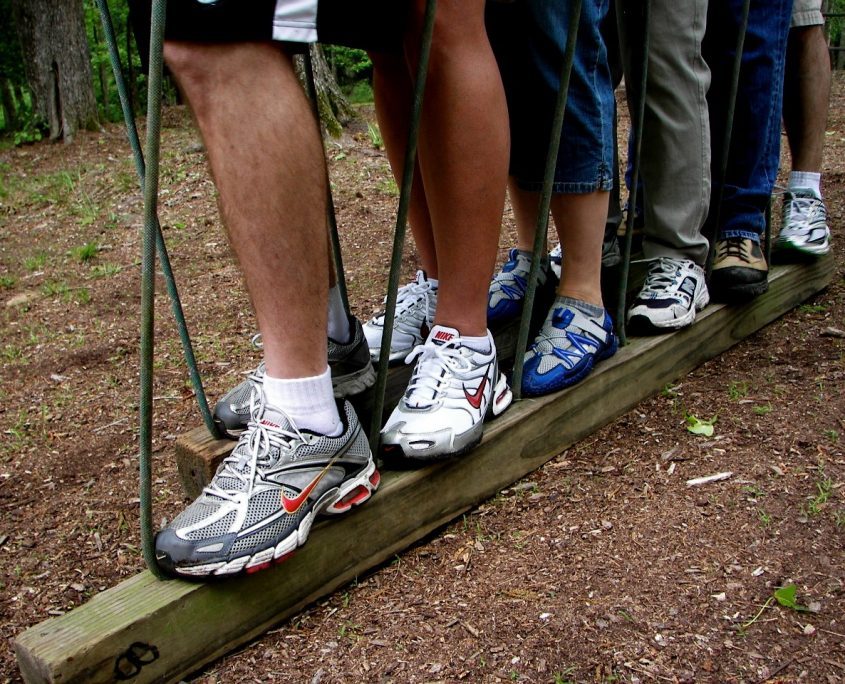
[368,0,438,450]
[138,0,167,579]
[705,0,751,276]
[95,0,221,440]
[511,0,583,400]
[614,0,651,346]
[303,49,351,313]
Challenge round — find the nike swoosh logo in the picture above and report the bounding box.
[464,369,490,410]
[281,455,341,515]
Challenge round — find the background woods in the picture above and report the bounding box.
[0,0,376,144]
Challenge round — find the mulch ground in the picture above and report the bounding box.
[1,77,844,683]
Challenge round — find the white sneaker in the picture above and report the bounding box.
[363,270,437,363]
[627,257,709,332]
[380,325,513,462]
[775,189,831,258]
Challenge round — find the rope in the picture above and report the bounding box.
[138,0,167,579]
[511,0,583,400]
[368,0,437,450]
[705,0,751,277]
[303,49,351,313]
[615,0,651,346]
[94,0,221,439]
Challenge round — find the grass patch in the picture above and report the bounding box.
[91,262,122,278]
[70,241,101,263]
[24,252,48,271]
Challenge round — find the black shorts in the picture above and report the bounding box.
[130,0,408,64]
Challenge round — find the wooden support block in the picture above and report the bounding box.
[14,257,833,684]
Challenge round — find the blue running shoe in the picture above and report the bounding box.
[487,249,552,326]
[521,300,618,397]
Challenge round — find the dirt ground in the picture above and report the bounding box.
[1,75,844,683]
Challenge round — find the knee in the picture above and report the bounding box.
[163,41,210,89]
[406,0,487,57]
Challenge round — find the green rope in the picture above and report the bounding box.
[95,0,221,440]
[369,0,437,450]
[303,49,351,313]
[614,0,651,346]
[511,0,583,400]
[705,0,751,277]
[139,0,167,580]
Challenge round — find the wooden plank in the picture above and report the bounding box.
[14,256,833,684]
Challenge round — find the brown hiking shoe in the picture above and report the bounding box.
[710,237,769,302]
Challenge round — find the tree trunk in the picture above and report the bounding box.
[11,0,99,142]
[296,45,356,138]
[0,77,18,130]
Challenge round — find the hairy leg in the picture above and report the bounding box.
[165,41,328,378]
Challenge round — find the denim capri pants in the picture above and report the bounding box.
[487,0,614,194]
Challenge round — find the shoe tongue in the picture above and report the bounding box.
[256,405,293,432]
[427,325,460,347]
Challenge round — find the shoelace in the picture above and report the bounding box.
[785,194,825,230]
[205,393,305,502]
[532,308,602,360]
[718,238,750,264]
[639,258,690,298]
[403,340,471,406]
[376,274,436,324]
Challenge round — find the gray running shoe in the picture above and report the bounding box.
[774,189,831,258]
[213,316,375,438]
[157,395,379,578]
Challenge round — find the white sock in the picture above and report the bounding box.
[457,331,492,355]
[426,276,440,290]
[327,285,351,343]
[262,367,342,436]
[788,171,822,199]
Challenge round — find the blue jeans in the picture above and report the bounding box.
[704,0,793,242]
[487,0,614,193]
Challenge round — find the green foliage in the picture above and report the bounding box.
[84,0,148,123]
[323,46,372,85]
[686,413,716,437]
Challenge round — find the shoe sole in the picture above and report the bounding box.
[710,278,769,302]
[380,373,513,465]
[168,459,380,579]
[332,362,377,398]
[772,239,831,262]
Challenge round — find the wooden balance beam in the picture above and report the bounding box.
[14,256,833,684]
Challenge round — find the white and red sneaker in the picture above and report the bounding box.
[380,325,512,462]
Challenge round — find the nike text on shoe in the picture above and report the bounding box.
[709,237,768,302]
[380,325,513,463]
[156,396,379,579]
[774,189,831,259]
[213,317,376,438]
[627,257,709,333]
[522,303,618,397]
[363,270,437,364]
[487,248,552,327]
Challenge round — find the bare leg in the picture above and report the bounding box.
[165,42,328,379]
[509,184,608,308]
[371,53,438,277]
[406,0,509,335]
[783,25,831,172]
